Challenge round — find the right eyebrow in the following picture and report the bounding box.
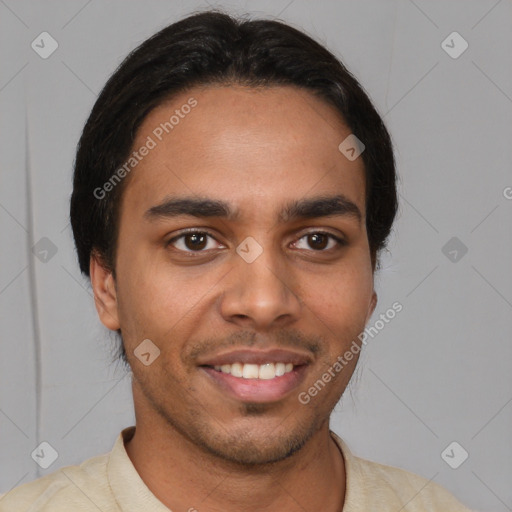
[144,197,239,221]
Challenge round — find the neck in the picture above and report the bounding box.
[125,408,346,512]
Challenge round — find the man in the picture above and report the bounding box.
[0,10,473,511]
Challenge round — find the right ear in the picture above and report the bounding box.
[89,252,120,331]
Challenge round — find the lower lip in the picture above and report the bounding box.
[201,366,308,403]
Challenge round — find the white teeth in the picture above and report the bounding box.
[231,362,243,377]
[212,362,295,379]
[258,363,275,380]
[275,362,285,377]
[242,363,259,379]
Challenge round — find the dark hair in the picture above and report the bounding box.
[71,9,397,276]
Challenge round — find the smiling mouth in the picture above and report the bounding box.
[208,362,296,380]
[196,346,313,402]
[200,363,309,403]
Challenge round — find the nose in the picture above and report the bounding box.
[218,244,302,330]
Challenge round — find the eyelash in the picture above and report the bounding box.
[166,228,347,255]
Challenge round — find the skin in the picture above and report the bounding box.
[91,85,377,512]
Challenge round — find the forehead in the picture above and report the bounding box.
[121,85,366,222]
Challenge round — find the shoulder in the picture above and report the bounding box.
[0,452,116,512]
[332,433,474,511]
[354,456,470,508]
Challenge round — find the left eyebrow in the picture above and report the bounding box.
[280,194,362,224]
[144,194,362,225]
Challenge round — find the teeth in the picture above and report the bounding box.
[231,362,243,377]
[275,362,285,376]
[258,363,275,380]
[243,364,259,379]
[212,362,295,379]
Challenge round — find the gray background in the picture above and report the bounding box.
[1,1,511,510]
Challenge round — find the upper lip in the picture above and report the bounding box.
[197,348,313,367]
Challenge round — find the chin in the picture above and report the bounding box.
[182,412,326,466]
[200,431,309,465]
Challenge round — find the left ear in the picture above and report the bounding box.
[366,290,377,324]
[90,252,120,331]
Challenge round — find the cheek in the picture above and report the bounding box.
[114,254,172,346]
[114,253,216,356]
[300,261,373,337]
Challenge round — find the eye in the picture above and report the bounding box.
[293,231,346,252]
[167,230,222,253]
[166,229,346,255]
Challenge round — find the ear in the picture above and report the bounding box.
[90,252,120,331]
[365,290,377,324]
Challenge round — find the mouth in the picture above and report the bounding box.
[198,349,312,403]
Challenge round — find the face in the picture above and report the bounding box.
[92,85,377,465]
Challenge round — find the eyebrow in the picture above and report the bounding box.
[144,194,362,225]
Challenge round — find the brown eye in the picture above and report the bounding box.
[308,233,329,250]
[294,232,346,252]
[184,233,208,250]
[167,231,221,253]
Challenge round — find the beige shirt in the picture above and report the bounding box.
[0,426,473,511]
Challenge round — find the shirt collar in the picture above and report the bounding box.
[108,426,354,511]
[330,430,362,511]
[107,426,172,512]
